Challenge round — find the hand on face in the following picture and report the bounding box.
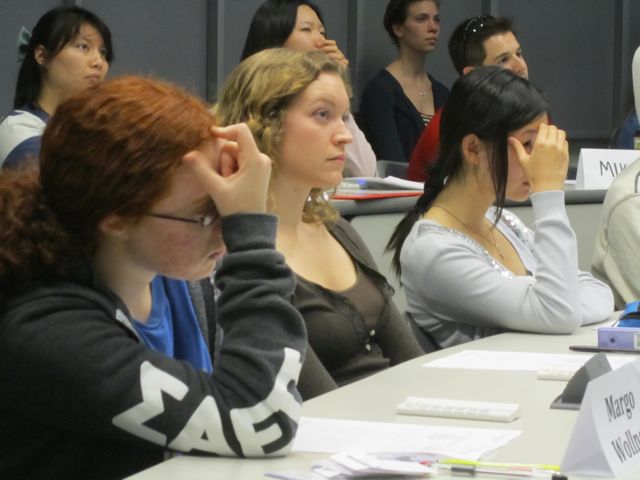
[182,123,272,216]
[508,123,568,193]
[316,39,349,68]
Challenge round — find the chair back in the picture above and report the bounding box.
[633,46,640,115]
[405,312,441,353]
[376,160,409,178]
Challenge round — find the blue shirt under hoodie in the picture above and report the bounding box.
[133,275,213,373]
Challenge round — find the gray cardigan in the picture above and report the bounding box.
[401,191,614,348]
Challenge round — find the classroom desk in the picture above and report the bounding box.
[334,188,606,217]
[126,324,640,480]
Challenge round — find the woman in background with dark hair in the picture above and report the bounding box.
[359,0,448,164]
[0,6,112,168]
[387,66,612,348]
[242,0,346,67]
[241,0,377,177]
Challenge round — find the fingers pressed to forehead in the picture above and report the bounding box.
[219,140,239,154]
[182,150,220,184]
[508,136,527,158]
[557,128,567,144]
[537,122,549,135]
[211,124,260,154]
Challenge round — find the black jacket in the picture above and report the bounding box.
[359,69,450,163]
[0,214,307,479]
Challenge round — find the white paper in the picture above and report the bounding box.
[292,417,521,460]
[340,176,424,191]
[382,176,424,190]
[423,350,635,374]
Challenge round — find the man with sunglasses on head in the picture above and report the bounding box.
[407,15,528,181]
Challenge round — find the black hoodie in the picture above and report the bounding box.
[0,213,307,479]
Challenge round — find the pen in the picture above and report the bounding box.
[439,458,562,472]
[436,463,568,480]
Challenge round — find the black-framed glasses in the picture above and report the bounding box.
[147,212,219,228]
[461,15,494,46]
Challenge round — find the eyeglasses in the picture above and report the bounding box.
[147,212,219,228]
[461,15,494,47]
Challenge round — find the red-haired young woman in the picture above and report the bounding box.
[0,76,306,479]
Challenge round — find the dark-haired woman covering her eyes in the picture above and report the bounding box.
[388,67,613,348]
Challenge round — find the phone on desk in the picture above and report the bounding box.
[569,345,640,354]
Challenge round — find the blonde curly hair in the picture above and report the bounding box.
[214,48,352,224]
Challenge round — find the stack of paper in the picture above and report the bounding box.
[314,452,435,478]
[267,452,435,479]
[335,176,423,200]
[292,417,521,459]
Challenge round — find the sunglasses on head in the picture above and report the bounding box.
[462,15,495,46]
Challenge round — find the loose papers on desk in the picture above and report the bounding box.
[267,452,436,480]
[335,176,423,200]
[340,176,424,191]
[292,417,521,460]
[423,350,635,376]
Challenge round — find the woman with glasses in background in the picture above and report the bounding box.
[0,6,112,168]
[0,76,306,478]
[359,0,449,164]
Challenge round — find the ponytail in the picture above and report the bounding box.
[386,158,448,278]
[0,167,77,309]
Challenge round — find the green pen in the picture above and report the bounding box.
[436,459,567,480]
[440,458,562,472]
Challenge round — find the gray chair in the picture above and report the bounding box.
[406,312,441,353]
[376,160,409,179]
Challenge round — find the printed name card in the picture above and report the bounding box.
[575,148,640,190]
[561,358,640,476]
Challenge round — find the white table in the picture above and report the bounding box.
[126,323,640,479]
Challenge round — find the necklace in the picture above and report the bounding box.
[412,77,429,97]
[431,204,505,259]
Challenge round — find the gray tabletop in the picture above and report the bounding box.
[126,322,640,480]
[335,188,607,217]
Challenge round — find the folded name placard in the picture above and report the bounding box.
[575,149,640,190]
[561,357,640,476]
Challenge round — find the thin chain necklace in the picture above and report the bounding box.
[431,204,505,259]
[411,76,429,97]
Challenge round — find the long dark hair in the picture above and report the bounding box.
[387,66,549,276]
[14,6,114,109]
[241,0,324,60]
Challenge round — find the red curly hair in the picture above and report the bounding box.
[0,76,216,306]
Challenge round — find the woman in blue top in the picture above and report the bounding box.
[0,6,112,168]
[0,75,306,478]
